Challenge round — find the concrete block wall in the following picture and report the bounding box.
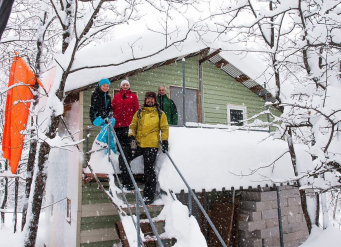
[238,186,309,247]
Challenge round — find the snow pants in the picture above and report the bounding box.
[131,147,158,201]
[115,127,133,188]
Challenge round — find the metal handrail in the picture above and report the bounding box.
[163,148,228,247]
[87,120,227,246]
[106,121,164,247]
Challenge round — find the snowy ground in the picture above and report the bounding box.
[0,212,46,246]
[1,211,341,246]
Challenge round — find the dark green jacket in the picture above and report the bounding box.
[157,94,178,125]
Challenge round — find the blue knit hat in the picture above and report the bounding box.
[99,78,110,87]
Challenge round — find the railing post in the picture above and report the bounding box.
[276,185,284,247]
[164,150,227,247]
[264,82,271,133]
[86,128,90,161]
[136,192,141,246]
[188,190,192,217]
[182,58,186,126]
[107,124,111,162]
[109,123,164,247]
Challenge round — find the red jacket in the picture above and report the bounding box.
[112,89,140,128]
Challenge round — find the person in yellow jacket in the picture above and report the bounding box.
[128,91,169,205]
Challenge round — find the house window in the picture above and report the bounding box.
[66,198,71,224]
[227,105,247,126]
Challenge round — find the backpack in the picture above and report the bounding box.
[137,107,162,126]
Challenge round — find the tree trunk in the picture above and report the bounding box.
[24,141,50,247]
[315,193,320,227]
[24,112,60,246]
[0,162,8,227]
[21,136,37,231]
[14,176,19,233]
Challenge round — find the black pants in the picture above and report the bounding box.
[131,147,158,201]
[115,127,133,187]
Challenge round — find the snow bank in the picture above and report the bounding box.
[88,126,311,193]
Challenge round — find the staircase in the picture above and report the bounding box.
[81,122,227,247]
[116,189,176,247]
[80,177,121,247]
[80,173,175,247]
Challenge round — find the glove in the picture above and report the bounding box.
[93,116,105,126]
[104,117,115,125]
[129,136,137,153]
[161,140,168,153]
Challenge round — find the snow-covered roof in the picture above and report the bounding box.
[65,29,275,102]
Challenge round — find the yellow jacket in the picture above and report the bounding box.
[129,106,169,148]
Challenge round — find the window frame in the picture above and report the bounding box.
[226,104,247,126]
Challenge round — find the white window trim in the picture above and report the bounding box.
[227,104,247,126]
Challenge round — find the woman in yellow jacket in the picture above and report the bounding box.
[128,91,169,205]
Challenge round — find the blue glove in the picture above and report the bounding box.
[93,116,105,126]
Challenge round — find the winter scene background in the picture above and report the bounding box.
[1,0,341,246]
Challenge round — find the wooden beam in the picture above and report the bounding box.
[249,85,264,93]
[117,221,130,247]
[83,173,109,184]
[200,48,210,60]
[215,59,228,69]
[164,57,178,66]
[150,62,163,70]
[235,74,249,83]
[122,69,138,79]
[199,48,222,64]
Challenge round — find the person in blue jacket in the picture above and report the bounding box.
[89,78,116,154]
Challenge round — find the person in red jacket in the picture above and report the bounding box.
[112,79,139,190]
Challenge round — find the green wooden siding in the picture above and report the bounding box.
[82,56,280,147]
[82,57,199,153]
[201,60,278,124]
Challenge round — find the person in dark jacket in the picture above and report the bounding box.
[157,85,178,125]
[90,78,116,154]
[111,80,139,190]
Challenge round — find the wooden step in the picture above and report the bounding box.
[80,227,119,244]
[80,240,121,247]
[140,218,165,236]
[83,173,109,184]
[117,221,176,247]
[82,183,111,205]
[143,235,176,246]
[82,203,118,217]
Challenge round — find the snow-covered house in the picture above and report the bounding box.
[41,32,311,247]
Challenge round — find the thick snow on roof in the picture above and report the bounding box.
[65,27,273,93]
[87,126,311,193]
